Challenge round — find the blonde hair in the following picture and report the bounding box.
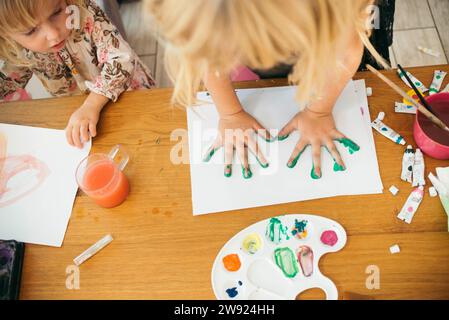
[0,0,85,65]
[146,0,389,106]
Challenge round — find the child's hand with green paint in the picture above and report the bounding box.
[203,109,272,179]
[278,107,348,178]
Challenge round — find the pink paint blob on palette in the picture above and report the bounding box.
[211,214,347,300]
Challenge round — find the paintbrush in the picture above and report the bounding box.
[397,64,436,115]
[366,64,449,133]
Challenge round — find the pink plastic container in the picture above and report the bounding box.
[414,92,449,160]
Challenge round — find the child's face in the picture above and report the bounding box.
[9,0,72,54]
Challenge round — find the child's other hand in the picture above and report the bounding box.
[203,110,272,178]
[65,104,100,148]
[278,108,348,177]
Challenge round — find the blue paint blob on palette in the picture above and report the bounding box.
[211,214,347,300]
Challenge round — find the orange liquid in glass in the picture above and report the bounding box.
[83,160,129,208]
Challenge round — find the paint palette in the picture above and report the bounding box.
[211,214,347,300]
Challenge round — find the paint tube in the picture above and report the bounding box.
[397,186,424,224]
[417,46,441,57]
[443,83,449,93]
[401,145,415,183]
[397,69,429,93]
[429,70,447,95]
[412,149,426,187]
[395,102,417,114]
[371,112,406,145]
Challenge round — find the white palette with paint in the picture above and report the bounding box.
[211,214,347,300]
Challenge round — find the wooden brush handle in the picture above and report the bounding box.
[366,64,449,133]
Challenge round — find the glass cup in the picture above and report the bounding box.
[76,145,130,208]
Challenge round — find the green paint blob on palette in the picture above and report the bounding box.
[265,217,289,244]
[212,214,347,300]
[274,247,298,278]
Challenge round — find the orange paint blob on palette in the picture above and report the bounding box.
[222,254,241,272]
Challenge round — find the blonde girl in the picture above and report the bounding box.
[146,0,394,179]
[0,0,155,148]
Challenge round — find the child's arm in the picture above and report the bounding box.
[204,71,271,178]
[279,32,365,177]
[0,62,33,103]
[65,92,109,148]
[66,0,154,147]
[83,0,153,102]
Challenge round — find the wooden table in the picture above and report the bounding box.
[1,65,449,300]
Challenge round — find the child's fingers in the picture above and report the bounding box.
[253,121,272,142]
[65,125,74,146]
[223,138,234,177]
[332,131,360,154]
[246,136,268,168]
[236,139,251,179]
[287,139,308,168]
[325,140,346,170]
[331,129,346,141]
[311,143,322,178]
[203,140,221,162]
[72,124,83,149]
[80,121,90,143]
[89,121,97,138]
[278,119,295,140]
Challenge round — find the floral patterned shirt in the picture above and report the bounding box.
[0,0,155,103]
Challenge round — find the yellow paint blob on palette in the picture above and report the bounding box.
[211,214,347,300]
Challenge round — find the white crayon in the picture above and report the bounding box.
[395,102,417,114]
[401,145,415,184]
[74,234,113,266]
[397,187,424,224]
[412,149,426,187]
[371,112,406,146]
[429,70,447,95]
[417,46,440,57]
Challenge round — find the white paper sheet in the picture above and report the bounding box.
[187,80,383,215]
[0,124,91,247]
